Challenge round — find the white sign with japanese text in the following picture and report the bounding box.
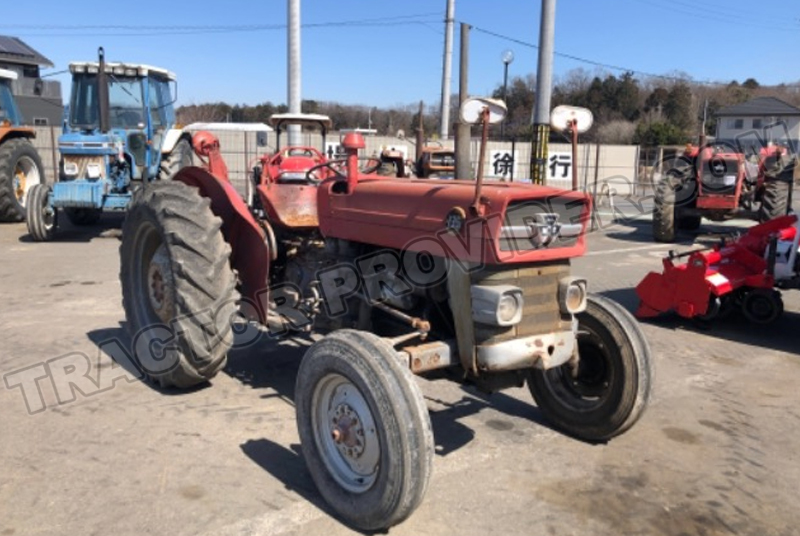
[547,151,573,181]
[489,150,519,180]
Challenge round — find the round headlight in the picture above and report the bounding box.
[498,293,520,323]
[559,277,588,314]
[564,283,585,312]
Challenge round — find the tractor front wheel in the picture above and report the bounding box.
[26,183,56,241]
[295,330,434,531]
[653,175,677,242]
[528,294,652,442]
[758,178,791,222]
[120,180,238,388]
[0,138,46,222]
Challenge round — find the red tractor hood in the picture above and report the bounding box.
[318,178,590,265]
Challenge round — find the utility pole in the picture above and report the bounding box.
[455,23,471,181]
[287,0,302,146]
[439,0,455,140]
[530,0,556,185]
[416,100,424,161]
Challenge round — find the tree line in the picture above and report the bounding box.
[177,69,800,147]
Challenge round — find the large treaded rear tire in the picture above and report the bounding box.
[295,330,434,531]
[0,138,46,222]
[758,178,791,222]
[527,294,652,442]
[120,180,238,388]
[158,138,193,181]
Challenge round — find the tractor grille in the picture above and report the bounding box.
[500,198,586,252]
[472,261,572,345]
[700,157,739,195]
[62,156,106,180]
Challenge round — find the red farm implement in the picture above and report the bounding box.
[637,215,799,324]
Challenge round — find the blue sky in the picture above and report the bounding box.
[4,0,799,108]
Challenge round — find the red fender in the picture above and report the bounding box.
[173,167,271,324]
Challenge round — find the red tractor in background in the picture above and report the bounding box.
[119,99,652,530]
[653,141,795,242]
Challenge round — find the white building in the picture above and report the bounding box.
[715,96,800,154]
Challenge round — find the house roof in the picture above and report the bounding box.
[716,96,800,117]
[0,36,53,68]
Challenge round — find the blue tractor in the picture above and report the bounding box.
[26,48,192,240]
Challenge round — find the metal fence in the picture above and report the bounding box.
[31,127,647,198]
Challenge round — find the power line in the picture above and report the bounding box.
[634,0,800,32]
[0,12,442,33]
[468,23,800,89]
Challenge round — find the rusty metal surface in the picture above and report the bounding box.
[259,183,319,228]
[447,260,476,374]
[476,328,575,371]
[472,262,572,345]
[317,177,590,265]
[403,340,457,374]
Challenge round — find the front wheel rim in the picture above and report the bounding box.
[312,373,380,494]
[15,155,41,206]
[545,328,616,411]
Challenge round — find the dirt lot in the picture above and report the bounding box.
[1,201,799,536]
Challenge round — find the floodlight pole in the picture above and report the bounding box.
[455,23,471,181]
[531,0,556,185]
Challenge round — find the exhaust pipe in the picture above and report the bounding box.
[97,47,110,133]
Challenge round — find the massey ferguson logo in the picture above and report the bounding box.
[527,213,561,247]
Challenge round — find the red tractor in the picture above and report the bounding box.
[119,100,652,530]
[653,142,795,242]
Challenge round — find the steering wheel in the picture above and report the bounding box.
[305,159,347,185]
[304,157,384,185]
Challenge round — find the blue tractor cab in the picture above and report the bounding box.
[26,48,192,240]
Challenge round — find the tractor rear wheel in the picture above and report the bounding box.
[26,183,56,241]
[158,138,193,181]
[295,330,434,531]
[758,178,791,222]
[120,180,238,388]
[653,175,677,242]
[65,208,102,226]
[527,294,652,442]
[0,138,46,222]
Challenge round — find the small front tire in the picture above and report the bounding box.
[528,294,652,442]
[295,330,434,531]
[25,183,57,241]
